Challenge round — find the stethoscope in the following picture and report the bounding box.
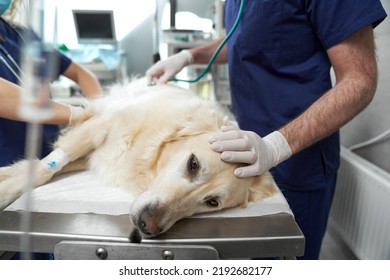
[0,44,24,84]
[171,0,246,83]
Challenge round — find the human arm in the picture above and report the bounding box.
[62,61,102,99]
[279,25,377,153]
[146,38,227,84]
[0,77,81,126]
[210,25,378,177]
[189,38,228,65]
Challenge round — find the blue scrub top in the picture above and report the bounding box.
[225,0,387,190]
[0,18,72,167]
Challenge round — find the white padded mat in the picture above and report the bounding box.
[6,171,293,218]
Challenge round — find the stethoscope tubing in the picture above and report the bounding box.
[172,0,246,83]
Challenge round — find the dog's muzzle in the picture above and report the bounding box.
[132,205,163,236]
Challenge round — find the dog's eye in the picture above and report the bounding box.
[204,197,220,208]
[187,154,200,176]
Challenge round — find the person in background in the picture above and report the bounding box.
[0,0,102,168]
[146,0,387,259]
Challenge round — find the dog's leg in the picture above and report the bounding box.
[53,117,108,163]
[0,159,53,211]
[0,166,11,181]
[55,157,88,176]
[0,116,109,211]
[0,158,88,211]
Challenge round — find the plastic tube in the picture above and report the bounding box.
[172,0,246,83]
[348,128,390,151]
[18,0,58,259]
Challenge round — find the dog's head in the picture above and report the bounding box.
[129,98,276,237]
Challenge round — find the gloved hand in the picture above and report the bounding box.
[146,50,193,84]
[68,105,86,126]
[209,126,292,177]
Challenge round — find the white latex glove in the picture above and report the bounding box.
[146,50,193,84]
[68,105,86,126]
[209,126,292,177]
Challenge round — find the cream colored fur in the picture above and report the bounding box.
[0,80,276,237]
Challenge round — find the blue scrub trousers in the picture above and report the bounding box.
[280,173,337,260]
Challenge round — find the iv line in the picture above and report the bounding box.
[0,45,24,74]
[172,0,246,83]
[0,54,24,84]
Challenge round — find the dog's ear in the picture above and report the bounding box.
[173,111,216,138]
[247,172,276,202]
[137,118,203,171]
[139,105,231,171]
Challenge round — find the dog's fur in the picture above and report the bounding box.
[0,81,276,237]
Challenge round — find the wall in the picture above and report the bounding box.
[176,0,215,19]
[45,0,215,77]
[120,14,154,76]
[120,0,215,76]
[46,0,156,77]
[340,0,390,173]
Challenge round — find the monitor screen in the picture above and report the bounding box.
[73,10,116,45]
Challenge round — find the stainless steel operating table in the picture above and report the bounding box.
[0,171,304,260]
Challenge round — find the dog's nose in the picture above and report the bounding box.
[137,207,163,236]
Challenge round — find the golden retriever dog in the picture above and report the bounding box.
[0,80,276,237]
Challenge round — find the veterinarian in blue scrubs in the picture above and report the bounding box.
[0,0,102,168]
[146,0,387,259]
